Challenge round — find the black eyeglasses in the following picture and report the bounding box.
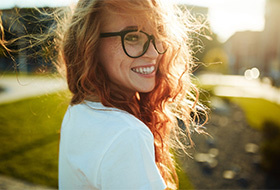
[100,29,167,58]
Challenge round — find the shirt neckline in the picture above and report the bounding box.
[83,100,126,113]
[83,101,150,132]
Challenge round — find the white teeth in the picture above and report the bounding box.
[143,68,147,73]
[132,66,155,75]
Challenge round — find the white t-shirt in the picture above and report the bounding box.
[59,101,166,190]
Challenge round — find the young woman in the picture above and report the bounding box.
[0,0,204,189]
[56,0,204,189]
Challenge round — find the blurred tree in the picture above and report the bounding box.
[178,4,225,74]
[202,47,229,74]
[193,30,226,74]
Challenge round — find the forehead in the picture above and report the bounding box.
[101,11,132,32]
[100,10,153,33]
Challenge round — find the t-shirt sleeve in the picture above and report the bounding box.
[98,128,167,190]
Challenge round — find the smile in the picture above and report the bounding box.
[131,66,155,75]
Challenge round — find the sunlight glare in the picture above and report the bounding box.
[208,0,265,42]
[177,0,266,42]
[244,68,260,80]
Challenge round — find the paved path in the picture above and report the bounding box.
[199,74,280,105]
[0,175,56,190]
[0,75,68,104]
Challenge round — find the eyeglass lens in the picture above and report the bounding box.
[123,31,165,58]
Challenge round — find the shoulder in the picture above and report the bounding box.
[63,101,152,135]
[60,102,154,153]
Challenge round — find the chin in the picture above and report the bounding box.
[138,86,155,93]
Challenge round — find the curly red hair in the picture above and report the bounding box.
[58,0,203,188]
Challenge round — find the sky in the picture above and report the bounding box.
[0,0,266,42]
[180,0,266,42]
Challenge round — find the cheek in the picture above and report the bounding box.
[98,40,123,69]
[98,40,130,84]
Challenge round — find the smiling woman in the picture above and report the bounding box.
[1,0,206,189]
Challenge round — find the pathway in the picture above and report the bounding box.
[0,75,67,104]
[199,74,280,105]
[0,175,56,190]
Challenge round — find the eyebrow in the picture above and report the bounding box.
[120,25,139,31]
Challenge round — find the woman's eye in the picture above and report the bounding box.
[125,34,140,42]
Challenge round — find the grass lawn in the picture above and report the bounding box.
[0,91,193,189]
[229,97,280,130]
[0,92,69,188]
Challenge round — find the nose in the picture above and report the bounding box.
[143,41,159,59]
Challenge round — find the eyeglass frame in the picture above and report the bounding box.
[100,29,167,58]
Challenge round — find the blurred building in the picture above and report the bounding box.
[225,0,280,86]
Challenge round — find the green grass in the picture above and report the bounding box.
[0,92,193,189]
[0,92,69,188]
[229,97,280,130]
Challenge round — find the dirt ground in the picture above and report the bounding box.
[180,98,280,189]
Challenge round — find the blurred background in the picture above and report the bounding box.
[0,0,279,189]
